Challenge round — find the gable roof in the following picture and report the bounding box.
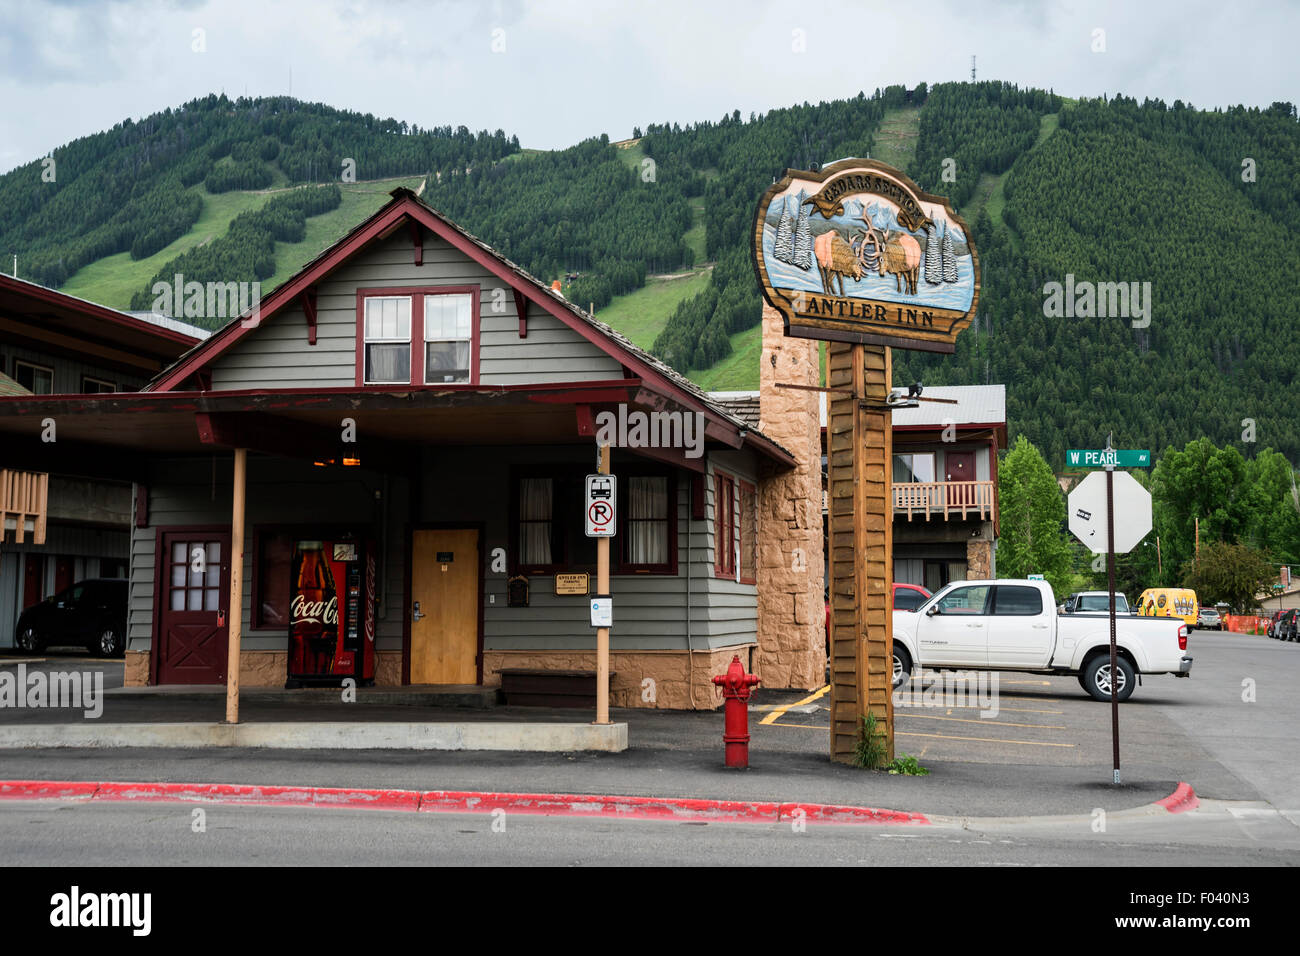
[146,187,793,466]
[817,384,1007,435]
[0,272,205,373]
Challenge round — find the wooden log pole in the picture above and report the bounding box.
[225,447,247,725]
[827,344,894,765]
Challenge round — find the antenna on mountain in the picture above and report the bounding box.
[971,55,976,82]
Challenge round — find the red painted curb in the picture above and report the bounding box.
[0,779,928,825]
[93,781,421,812]
[1155,782,1199,814]
[0,780,99,801]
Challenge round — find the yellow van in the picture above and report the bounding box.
[1136,588,1199,626]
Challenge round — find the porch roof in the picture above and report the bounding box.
[0,378,795,481]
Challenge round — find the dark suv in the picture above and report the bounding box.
[1276,609,1299,642]
[14,579,128,657]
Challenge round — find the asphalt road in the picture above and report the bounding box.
[2,800,1296,866]
[2,628,1298,865]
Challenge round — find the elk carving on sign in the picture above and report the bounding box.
[813,230,862,297]
[853,211,922,296]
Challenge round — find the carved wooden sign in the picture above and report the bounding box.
[753,158,979,353]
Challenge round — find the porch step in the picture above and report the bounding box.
[106,684,500,710]
[496,669,613,709]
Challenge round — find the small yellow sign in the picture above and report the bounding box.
[555,573,590,596]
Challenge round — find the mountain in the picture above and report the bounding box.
[2,84,1298,468]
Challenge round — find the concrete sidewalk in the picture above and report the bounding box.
[0,682,1251,818]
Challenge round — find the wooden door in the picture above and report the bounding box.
[946,451,976,506]
[156,531,231,684]
[22,555,43,611]
[54,556,74,594]
[410,528,480,684]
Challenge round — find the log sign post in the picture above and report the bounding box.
[752,159,980,765]
[586,450,616,725]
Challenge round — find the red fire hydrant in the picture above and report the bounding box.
[712,654,761,769]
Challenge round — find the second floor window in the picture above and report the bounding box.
[363,296,411,384]
[14,360,53,395]
[424,293,472,384]
[893,452,936,484]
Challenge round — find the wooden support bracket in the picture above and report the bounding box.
[515,289,528,338]
[410,222,423,266]
[301,287,318,346]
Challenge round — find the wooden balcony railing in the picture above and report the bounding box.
[0,469,48,544]
[893,480,995,521]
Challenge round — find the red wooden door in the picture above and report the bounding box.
[946,451,976,506]
[22,555,43,611]
[157,531,231,684]
[54,556,74,595]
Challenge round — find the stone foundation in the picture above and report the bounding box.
[482,647,751,710]
[754,301,826,690]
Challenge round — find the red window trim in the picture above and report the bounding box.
[714,469,736,579]
[738,478,757,586]
[354,285,480,388]
[616,469,678,576]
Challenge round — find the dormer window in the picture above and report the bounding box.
[356,286,479,386]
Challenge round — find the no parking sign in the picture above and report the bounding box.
[585,475,616,537]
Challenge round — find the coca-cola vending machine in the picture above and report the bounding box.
[286,537,377,687]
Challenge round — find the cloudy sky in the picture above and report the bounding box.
[0,0,1293,173]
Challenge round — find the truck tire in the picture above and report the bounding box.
[892,644,912,690]
[1082,654,1135,702]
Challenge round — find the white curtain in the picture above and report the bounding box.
[628,477,668,565]
[519,478,553,565]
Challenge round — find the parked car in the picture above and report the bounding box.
[1195,607,1223,631]
[13,579,128,657]
[1267,609,1288,638]
[1062,591,1132,614]
[1278,609,1299,642]
[893,583,932,611]
[893,580,1191,702]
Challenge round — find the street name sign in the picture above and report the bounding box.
[1066,449,1150,469]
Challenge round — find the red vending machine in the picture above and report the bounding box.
[286,537,377,688]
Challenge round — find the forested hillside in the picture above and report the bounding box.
[0,94,518,291]
[892,84,1300,467]
[4,83,1299,469]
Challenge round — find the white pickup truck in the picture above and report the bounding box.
[891,579,1192,702]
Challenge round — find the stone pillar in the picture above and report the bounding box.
[755,302,825,689]
[967,536,993,579]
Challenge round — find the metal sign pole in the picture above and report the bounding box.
[1105,437,1120,785]
[596,443,611,725]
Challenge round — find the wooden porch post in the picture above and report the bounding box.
[225,448,247,724]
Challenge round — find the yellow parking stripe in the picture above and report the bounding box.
[896,730,1075,747]
[896,713,1066,730]
[758,684,829,725]
[895,702,1063,715]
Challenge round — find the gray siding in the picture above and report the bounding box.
[128,442,765,667]
[1,343,149,394]
[128,457,405,654]
[209,232,622,390]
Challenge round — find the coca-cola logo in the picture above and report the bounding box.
[292,594,338,626]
